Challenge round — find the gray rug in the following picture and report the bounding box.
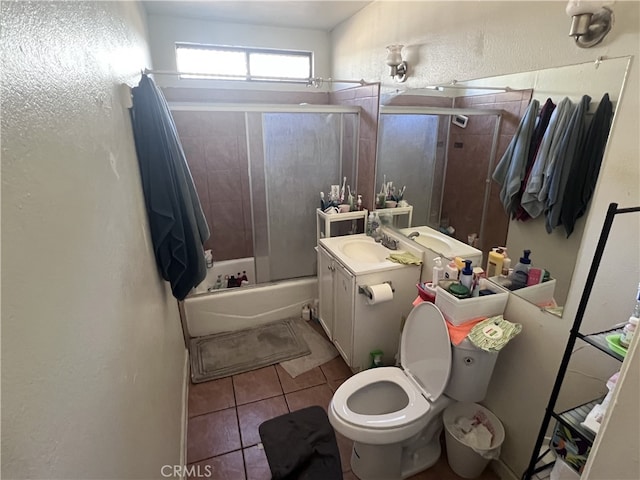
[190,318,310,383]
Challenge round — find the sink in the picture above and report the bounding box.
[339,240,392,263]
[413,235,453,254]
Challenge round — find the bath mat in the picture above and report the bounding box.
[280,320,339,378]
[190,318,310,383]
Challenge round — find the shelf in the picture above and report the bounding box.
[374,205,413,228]
[577,325,626,362]
[551,398,603,445]
[316,208,368,241]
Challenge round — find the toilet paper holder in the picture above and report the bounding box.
[358,281,395,299]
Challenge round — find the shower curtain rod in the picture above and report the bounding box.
[142,68,372,87]
[423,84,513,92]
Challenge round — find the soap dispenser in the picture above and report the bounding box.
[460,259,474,290]
[510,249,532,290]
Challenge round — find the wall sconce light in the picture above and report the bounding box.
[566,0,614,48]
[386,45,408,82]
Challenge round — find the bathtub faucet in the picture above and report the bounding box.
[407,231,420,240]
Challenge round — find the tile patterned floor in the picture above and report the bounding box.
[187,322,501,480]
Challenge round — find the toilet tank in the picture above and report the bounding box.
[444,339,498,402]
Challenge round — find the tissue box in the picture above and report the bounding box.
[435,282,508,325]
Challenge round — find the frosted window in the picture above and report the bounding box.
[176,44,311,82]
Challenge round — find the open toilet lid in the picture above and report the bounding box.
[400,302,451,401]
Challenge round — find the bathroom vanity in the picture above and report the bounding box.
[317,233,422,372]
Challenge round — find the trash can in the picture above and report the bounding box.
[443,402,505,479]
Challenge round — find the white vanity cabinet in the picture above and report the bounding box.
[317,235,422,372]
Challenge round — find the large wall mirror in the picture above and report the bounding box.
[376,57,631,317]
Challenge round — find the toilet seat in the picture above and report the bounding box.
[331,366,431,430]
[331,302,452,431]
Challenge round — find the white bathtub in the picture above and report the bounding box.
[184,277,318,337]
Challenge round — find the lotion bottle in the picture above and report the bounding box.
[444,259,459,280]
[486,248,505,278]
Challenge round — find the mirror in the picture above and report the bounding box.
[376,57,631,316]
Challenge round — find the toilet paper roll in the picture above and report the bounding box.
[366,283,394,305]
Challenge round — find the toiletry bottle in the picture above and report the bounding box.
[460,259,474,290]
[213,274,223,290]
[241,271,248,283]
[619,316,638,348]
[502,255,512,277]
[432,257,444,286]
[444,259,459,280]
[227,275,236,288]
[370,212,381,238]
[454,256,465,272]
[357,194,363,211]
[366,211,375,236]
[510,249,532,289]
[486,248,505,278]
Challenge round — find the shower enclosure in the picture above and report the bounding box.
[171,104,360,287]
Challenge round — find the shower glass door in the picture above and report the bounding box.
[377,114,442,227]
[259,112,345,282]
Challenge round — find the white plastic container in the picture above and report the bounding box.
[443,402,505,479]
[435,283,508,325]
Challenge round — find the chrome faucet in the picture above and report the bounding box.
[407,231,420,240]
[379,234,399,250]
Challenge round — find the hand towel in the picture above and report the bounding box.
[388,252,423,265]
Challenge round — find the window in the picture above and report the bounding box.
[175,44,312,83]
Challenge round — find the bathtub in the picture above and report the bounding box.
[184,277,318,337]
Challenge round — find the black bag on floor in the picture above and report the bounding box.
[258,406,343,480]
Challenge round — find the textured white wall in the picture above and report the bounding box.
[332,1,639,477]
[2,2,187,478]
[146,13,331,90]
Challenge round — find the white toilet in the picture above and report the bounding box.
[328,301,497,480]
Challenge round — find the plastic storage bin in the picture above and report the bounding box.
[443,402,505,479]
[490,276,557,307]
[435,283,508,325]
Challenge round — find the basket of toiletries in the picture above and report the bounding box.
[435,281,508,325]
[490,276,556,308]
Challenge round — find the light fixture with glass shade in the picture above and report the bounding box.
[566,0,614,48]
[386,45,408,82]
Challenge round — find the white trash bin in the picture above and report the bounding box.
[443,402,505,479]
